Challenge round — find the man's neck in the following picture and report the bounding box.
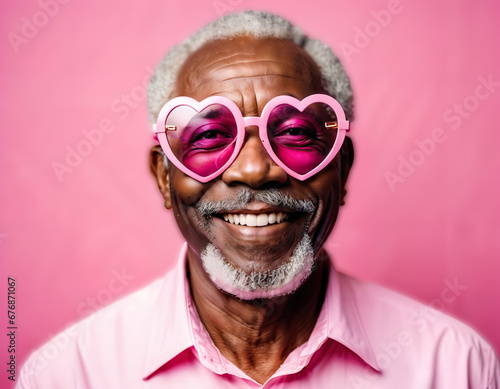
[187,248,329,385]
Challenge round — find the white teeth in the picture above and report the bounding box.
[246,214,257,227]
[222,212,289,226]
[256,214,268,226]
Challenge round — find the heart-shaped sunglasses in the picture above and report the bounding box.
[153,94,349,182]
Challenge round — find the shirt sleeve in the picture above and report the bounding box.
[15,362,32,389]
[488,347,500,389]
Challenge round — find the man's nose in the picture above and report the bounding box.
[221,127,288,188]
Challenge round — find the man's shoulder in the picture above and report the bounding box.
[339,272,477,333]
[339,272,486,341]
[18,267,178,388]
[337,272,498,384]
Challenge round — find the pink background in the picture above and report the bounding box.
[1,0,499,385]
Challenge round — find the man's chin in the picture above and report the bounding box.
[200,233,315,301]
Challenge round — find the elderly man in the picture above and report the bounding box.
[18,11,499,389]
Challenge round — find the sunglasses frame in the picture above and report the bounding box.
[153,94,349,182]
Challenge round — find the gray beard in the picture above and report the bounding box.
[200,233,315,300]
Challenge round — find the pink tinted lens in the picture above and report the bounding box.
[165,104,238,177]
[267,103,337,175]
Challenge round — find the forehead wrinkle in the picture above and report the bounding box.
[188,66,309,97]
[215,58,305,74]
[187,39,299,70]
[231,76,293,117]
[175,37,321,98]
[175,38,322,114]
[193,74,313,117]
[181,50,315,91]
[220,74,300,82]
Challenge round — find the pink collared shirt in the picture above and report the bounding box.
[18,244,499,388]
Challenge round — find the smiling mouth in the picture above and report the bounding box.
[221,212,290,227]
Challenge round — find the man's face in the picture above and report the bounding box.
[156,37,348,297]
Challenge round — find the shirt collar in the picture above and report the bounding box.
[142,243,380,379]
[321,257,381,371]
[142,243,194,379]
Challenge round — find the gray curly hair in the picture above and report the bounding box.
[147,11,353,124]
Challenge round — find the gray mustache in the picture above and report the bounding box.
[196,188,315,216]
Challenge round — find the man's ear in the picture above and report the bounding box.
[149,145,172,209]
[339,136,354,206]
